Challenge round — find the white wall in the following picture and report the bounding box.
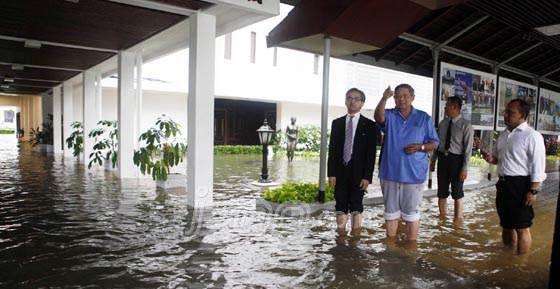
[101,87,187,135]
[276,101,373,131]
[73,84,83,124]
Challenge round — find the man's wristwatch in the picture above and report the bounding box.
[529,188,540,195]
[420,144,425,152]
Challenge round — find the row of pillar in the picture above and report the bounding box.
[50,12,216,208]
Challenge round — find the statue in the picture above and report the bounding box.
[285,117,299,162]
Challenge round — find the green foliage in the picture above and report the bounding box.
[297,125,326,152]
[469,154,488,168]
[214,145,262,154]
[88,120,119,169]
[133,115,187,181]
[30,114,54,146]
[65,121,83,157]
[0,128,15,134]
[262,182,335,204]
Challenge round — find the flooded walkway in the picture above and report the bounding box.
[0,136,558,288]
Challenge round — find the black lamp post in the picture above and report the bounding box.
[257,118,274,182]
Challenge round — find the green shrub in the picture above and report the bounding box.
[262,182,335,204]
[133,115,186,181]
[65,122,83,157]
[469,154,488,168]
[298,125,324,152]
[214,145,262,154]
[0,128,15,134]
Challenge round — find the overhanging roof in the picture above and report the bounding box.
[273,0,560,89]
[0,0,280,96]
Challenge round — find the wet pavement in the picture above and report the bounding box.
[0,135,558,288]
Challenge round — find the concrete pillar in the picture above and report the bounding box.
[53,86,63,154]
[134,54,143,147]
[62,82,74,157]
[83,70,102,166]
[117,51,138,178]
[187,12,216,208]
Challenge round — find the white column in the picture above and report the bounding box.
[83,70,102,166]
[134,54,143,147]
[117,51,138,178]
[318,37,330,202]
[53,86,63,154]
[62,82,75,157]
[187,12,216,208]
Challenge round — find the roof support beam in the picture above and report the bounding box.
[0,35,118,53]
[398,32,560,88]
[398,14,487,66]
[0,61,83,72]
[539,66,560,79]
[106,0,197,16]
[437,15,489,48]
[1,83,52,89]
[0,77,61,83]
[497,42,541,67]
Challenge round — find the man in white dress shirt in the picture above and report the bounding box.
[482,99,546,254]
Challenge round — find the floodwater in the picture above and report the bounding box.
[0,135,558,289]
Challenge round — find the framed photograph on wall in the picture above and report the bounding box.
[538,88,560,135]
[496,77,537,130]
[440,62,497,130]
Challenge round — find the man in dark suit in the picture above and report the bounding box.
[328,88,379,236]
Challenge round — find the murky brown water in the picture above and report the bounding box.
[0,135,558,288]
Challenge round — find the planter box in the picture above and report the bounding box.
[156,173,187,190]
[255,197,335,217]
[33,144,54,153]
[103,161,116,171]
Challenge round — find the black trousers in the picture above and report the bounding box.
[334,163,365,214]
[437,152,464,199]
[496,176,534,229]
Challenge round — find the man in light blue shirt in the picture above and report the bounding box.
[374,84,439,244]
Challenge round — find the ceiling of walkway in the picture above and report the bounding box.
[274,0,560,90]
[0,0,212,96]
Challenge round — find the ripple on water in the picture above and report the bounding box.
[0,139,557,288]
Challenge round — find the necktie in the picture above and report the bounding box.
[343,115,354,164]
[444,118,452,152]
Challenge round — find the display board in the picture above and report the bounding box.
[538,88,560,135]
[497,77,537,129]
[440,62,497,130]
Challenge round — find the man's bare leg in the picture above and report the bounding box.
[516,228,532,255]
[336,214,348,236]
[438,198,447,219]
[386,219,399,242]
[406,221,420,241]
[453,198,464,223]
[502,228,517,248]
[350,213,362,235]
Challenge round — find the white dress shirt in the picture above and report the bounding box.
[493,122,546,182]
[346,112,360,142]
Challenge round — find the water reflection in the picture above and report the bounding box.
[0,138,558,288]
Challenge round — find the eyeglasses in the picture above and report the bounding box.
[346,96,363,102]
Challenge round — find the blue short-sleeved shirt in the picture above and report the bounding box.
[379,107,439,184]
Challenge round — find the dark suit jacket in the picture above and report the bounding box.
[328,114,378,184]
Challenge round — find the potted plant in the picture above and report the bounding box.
[87,120,118,170]
[30,114,54,153]
[133,115,187,189]
[65,121,84,159]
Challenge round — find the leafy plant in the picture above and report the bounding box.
[65,121,83,157]
[133,115,187,181]
[30,114,54,146]
[297,125,327,152]
[262,182,335,204]
[88,120,118,169]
